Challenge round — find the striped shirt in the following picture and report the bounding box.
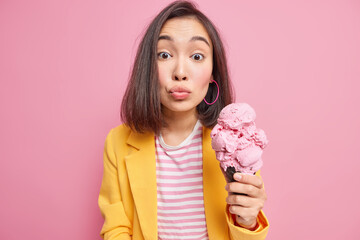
[155,120,209,240]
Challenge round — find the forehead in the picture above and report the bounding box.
[158,17,212,48]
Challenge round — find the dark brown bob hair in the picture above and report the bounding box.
[121,0,234,134]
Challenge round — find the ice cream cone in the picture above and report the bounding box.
[211,103,268,192]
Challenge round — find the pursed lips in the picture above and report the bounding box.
[169,86,191,93]
[168,86,191,100]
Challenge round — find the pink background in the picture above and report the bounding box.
[1,0,359,239]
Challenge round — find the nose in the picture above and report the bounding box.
[173,58,187,81]
[175,75,187,81]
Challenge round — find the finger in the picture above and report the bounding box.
[228,204,255,218]
[229,205,258,227]
[234,173,263,189]
[235,213,258,229]
[226,182,260,197]
[226,194,255,208]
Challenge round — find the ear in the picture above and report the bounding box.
[210,75,214,83]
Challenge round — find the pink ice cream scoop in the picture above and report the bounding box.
[210,103,269,182]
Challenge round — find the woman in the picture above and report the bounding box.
[98,1,269,239]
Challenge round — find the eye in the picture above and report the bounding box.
[158,52,171,60]
[191,53,204,61]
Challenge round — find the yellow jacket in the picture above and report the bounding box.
[98,123,269,240]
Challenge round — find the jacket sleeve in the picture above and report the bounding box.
[224,171,270,240]
[98,129,132,240]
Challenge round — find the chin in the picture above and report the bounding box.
[162,103,197,113]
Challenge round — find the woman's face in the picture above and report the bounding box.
[157,16,213,117]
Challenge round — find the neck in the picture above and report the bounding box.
[161,108,199,136]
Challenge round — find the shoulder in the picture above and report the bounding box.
[202,126,213,143]
[104,123,132,147]
[111,123,132,136]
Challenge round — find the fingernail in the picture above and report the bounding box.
[234,173,241,181]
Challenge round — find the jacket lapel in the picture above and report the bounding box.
[203,127,228,239]
[125,130,158,240]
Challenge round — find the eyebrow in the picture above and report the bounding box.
[158,35,210,47]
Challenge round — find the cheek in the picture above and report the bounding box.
[192,65,212,86]
[157,65,167,86]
